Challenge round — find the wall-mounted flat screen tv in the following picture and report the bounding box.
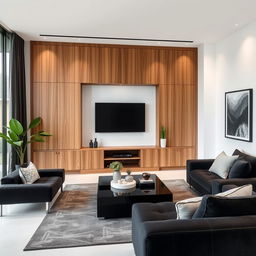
[95,103,145,132]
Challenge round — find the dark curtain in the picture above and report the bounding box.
[10,33,27,170]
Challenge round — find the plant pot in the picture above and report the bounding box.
[160,138,167,148]
[113,170,121,183]
[15,163,28,171]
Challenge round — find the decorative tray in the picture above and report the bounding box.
[111,179,136,189]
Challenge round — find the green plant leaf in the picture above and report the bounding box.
[34,135,45,142]
[13,141,23,147]
[0,132,10,141]
[29,117,41,129]
[9,119,23,135]
[8,130,19,142]
[39,131,52,136]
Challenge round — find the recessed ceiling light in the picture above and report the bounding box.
[235,23,239,27]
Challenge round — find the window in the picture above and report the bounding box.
[0,26,11,178]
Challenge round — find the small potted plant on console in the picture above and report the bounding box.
[109,161,123,183]
[160,126,167,148]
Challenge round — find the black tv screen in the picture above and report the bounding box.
[95,103,145,132]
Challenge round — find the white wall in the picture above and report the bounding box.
[214,21,256,155]
[201,21,256,158]
[82,85,156,147]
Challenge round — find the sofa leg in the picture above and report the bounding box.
[46,202,50,214]
[0,205,2,217]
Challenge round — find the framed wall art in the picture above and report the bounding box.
[225,89,253,142]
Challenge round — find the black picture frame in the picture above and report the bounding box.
[225,89,253,142]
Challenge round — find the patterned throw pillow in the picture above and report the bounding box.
[19,162,40,184]
[175,184,253,219]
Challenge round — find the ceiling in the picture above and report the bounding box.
[1,0,256,47]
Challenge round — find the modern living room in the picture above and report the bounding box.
[1,1,256,256]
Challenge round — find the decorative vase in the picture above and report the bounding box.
[160,138,166,148]
[125,175,134,182]
[113,170,121,183]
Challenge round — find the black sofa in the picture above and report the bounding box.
[187,149,256,194]
[132,201,256,256]
[0,168,65,216]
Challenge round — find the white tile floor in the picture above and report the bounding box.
[0,170,186,256]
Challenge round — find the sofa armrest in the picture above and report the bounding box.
[0,184,55,204]
[38,169,65,183]
[186,159,214,172]
[134,216,256,256]
[211,178,256,194]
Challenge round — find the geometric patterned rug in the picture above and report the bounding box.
[24,179,196,251]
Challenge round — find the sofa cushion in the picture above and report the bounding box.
[132,202,176,223]
[176,184,253,219]
[233,149,256,177]
[228,160,251,178]
[193,195,256,218]
[19,162,40,184]
[34,176,62,199]
[189,169,221,193]
[209,151,238,179]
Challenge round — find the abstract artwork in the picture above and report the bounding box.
[225,89,253,142]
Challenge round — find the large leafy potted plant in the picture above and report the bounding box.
[0,117,51,169]
[109,161,123,182]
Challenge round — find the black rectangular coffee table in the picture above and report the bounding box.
[97,174,173,218]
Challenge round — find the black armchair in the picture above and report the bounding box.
[132,202,256,256]
[0,168,65,216]
[187,150,256,195]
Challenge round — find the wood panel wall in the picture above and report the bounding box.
[31,41,197,171]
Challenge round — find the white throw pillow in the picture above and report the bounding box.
[19,162,40,184]
[175,184,253,219]
[209,151,239,179]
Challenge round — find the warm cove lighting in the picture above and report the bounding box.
[240,36,256,64]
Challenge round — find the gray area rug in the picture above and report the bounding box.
[24,179,196,251]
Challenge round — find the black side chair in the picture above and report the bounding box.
[0,168,65,216]
[186,149,256,195]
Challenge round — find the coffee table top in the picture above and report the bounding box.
[97,174,172,199]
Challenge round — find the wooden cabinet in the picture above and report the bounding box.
[32,82,81,150]
[32,151,59,169]
[32,150,80,171]
[58,83,81,149]
[32,83,58,150]
[160,147,195,167]
[120,48,159,84]
[80,150,104,170]
[141,148,159,168]
[169,85,196,147]
[58,151,81,171]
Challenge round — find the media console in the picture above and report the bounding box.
[78,146,195,174]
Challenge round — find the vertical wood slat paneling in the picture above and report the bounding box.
[58,83,81,149]
[32,82,81,150]
[169,85,196,147]
[32,83,58,150]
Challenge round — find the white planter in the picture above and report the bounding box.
[160,138,167,148]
